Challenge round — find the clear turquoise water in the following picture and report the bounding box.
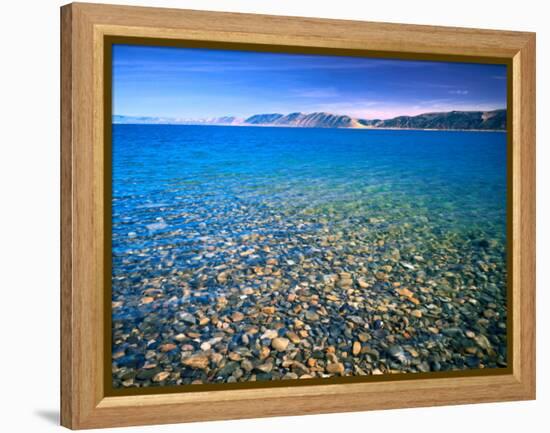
[112,124,506,261]
[111,124,508,383]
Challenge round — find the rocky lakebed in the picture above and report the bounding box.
[111,125,507,389]
[111,203,507,389]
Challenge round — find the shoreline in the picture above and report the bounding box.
[113,122,506,133]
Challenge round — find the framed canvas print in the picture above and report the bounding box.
[60,2,536,429]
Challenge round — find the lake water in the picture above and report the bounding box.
[111,124,508,388]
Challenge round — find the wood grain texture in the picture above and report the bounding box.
[60,2,536,429]
[60,4,74,429]
[514,34,536,395]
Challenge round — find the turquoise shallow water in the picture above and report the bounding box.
[111,124,507,387]
[112,125,506,259]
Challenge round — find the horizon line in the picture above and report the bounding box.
[113,107,507,123]
[112,108,507,132]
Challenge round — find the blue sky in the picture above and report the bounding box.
[113,44,507,120]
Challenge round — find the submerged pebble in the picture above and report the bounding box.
[111,127,508,389]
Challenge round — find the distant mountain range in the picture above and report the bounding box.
[113,109,506,131]
[244,112,366,128]
[112,115,243,125]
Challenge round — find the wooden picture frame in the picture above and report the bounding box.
[61,2,536,429]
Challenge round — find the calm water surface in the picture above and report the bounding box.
[111,125,507,388]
